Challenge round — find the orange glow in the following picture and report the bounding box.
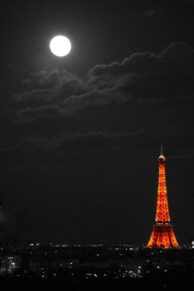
[147,152,179,248]
[155,157,171,222]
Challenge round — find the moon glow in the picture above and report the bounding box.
[49,35,71,57]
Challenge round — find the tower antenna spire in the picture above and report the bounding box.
[160,144,163,156]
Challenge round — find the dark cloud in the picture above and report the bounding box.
[12,89,110,124]
[5,42,194,125]
[15,68,86,99]
[89,42,194,84]
[37,69,86,95]
[88,42,194,104]
[2,130,194,160]
[13,89,55,106]
[89,42,194,77]
[1,130,145,156]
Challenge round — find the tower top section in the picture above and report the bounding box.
[158,144,165,162]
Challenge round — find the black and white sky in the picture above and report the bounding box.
[0,0,194,244]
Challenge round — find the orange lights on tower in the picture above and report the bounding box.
[147,147,179,248]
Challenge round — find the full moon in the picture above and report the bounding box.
[49,35,71,57]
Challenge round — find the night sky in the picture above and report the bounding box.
[0,0,194,245]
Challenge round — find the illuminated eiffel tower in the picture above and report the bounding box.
[147,147,179,248]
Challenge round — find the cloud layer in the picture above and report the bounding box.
[6,42,193,124]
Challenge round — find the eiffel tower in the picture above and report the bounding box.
[147,147,179,248]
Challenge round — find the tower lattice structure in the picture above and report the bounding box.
[147,148,179,248]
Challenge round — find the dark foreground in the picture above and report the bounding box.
[0,244,194,290]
